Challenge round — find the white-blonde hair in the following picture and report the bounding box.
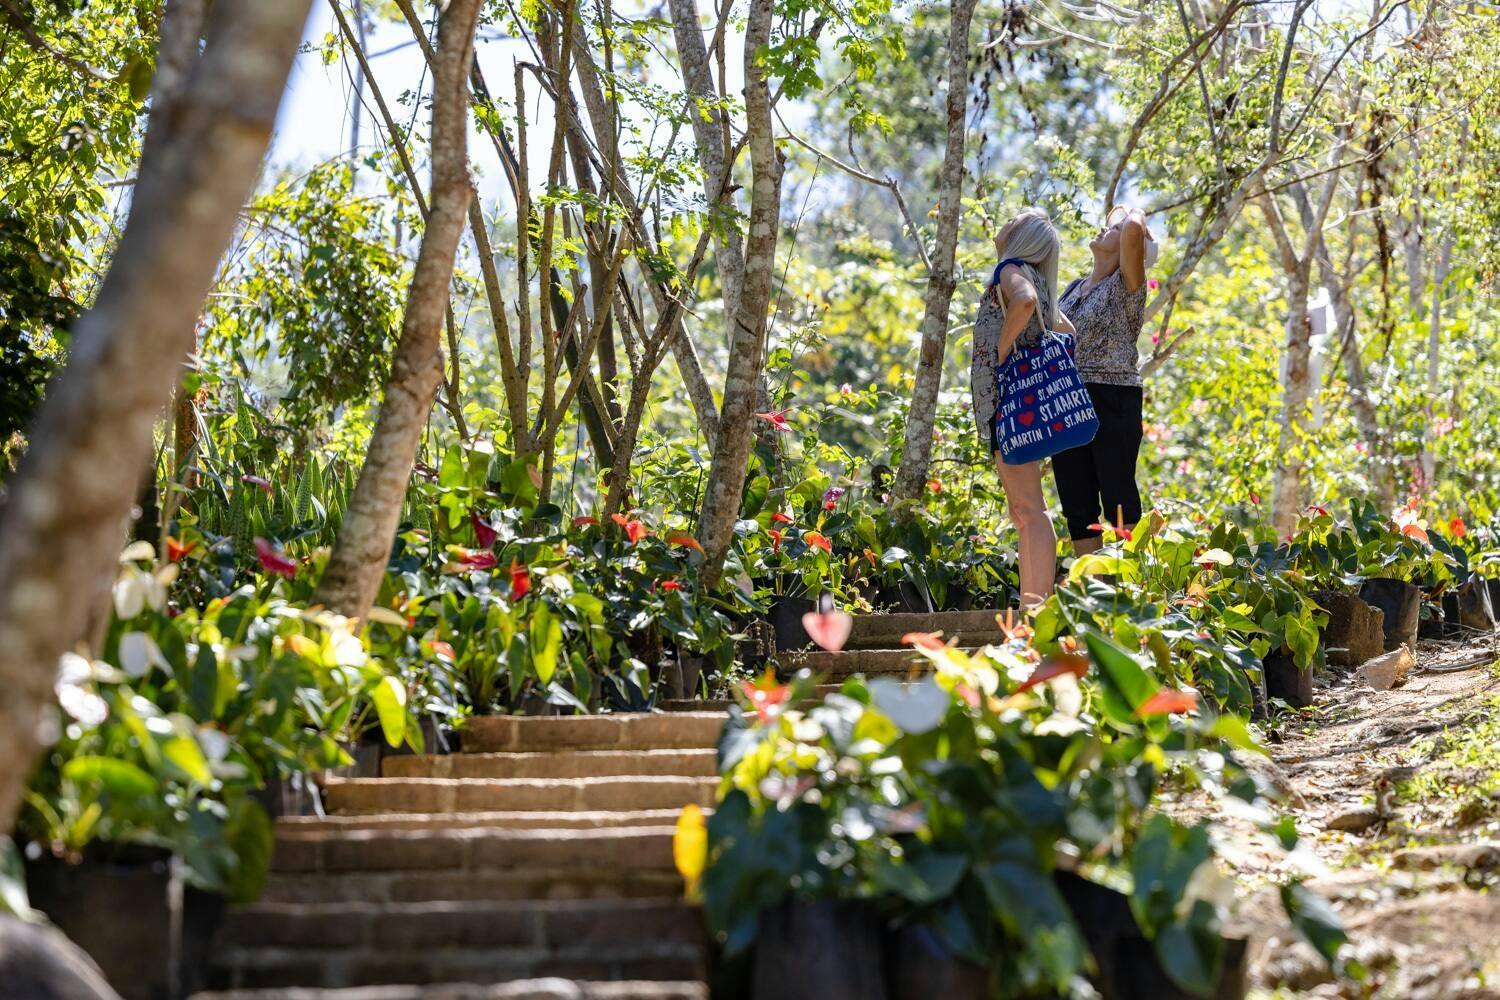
[999,207,1061,329]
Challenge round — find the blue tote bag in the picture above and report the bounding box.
[988,261,1100,466]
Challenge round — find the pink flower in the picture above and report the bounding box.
[470,510,497,548]
[756,410,792,432]
[1148,278,1160,291]
[1354,441,1368,455]
[254,537,297,579]
[241,474,273,493]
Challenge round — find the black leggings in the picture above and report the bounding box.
[1052,383,1144,541]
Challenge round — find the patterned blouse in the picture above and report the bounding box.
[969,264,1045,447]
[1058,270,1147,388]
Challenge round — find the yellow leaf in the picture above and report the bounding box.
[673,804,707,900]
[288,633,321,661]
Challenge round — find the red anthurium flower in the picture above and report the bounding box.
[1450,517,1468,538]
[769,529,784,554]
[771,512,794,524]
[822,487,846,511]
[1087,521,1133,541]
[610,513,648,544]
[241,474,273,493]
[573,516,600,528]
[1306,504,1331,517]
[1248,491,1261,506]
[739,668,791,724]
[509,559,531,600]
[803,607,853,652]
[471,510,498,548]
[1136,688,1199,717]
[667,532,705,553]
[901,631,946,651]
[1014,653,1090,694]
[756,410,792,432]
[166,536,198,563]
[927,477,943,494]
[660,579,685,592]
[454,547,498,570]
[254,537,297,579]
[431,640,456,661]
[804,531,832,553]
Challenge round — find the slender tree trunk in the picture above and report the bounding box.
[893,0,977,501]
[1271,274,1314,537]
[1419,237,1453,487]
[696,0,781,589]
[0,0,313,835]
[312,0,482,619]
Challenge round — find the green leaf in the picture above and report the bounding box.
[163,735,213,785]
[62,757,156,798]
[222,798,274,904]
[531,602,561,685]
[870,849,967,904]
[1281,881,1347,965]
[372,675,407,748]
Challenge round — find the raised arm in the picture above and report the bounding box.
[995,264,1037,364]
[1120,207,1149,293]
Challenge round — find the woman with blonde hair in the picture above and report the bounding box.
[970,208,1081,606]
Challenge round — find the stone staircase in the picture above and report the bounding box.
[197,610,1004,1000]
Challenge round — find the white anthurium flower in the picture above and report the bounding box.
[1035,713,1087,737]
[131,694,162,718]
[112,570,149,620]
[210,760,250,781]
[1047,672,1084,717]
[118,541,155,563]
[144,715,174,736]
[364,606,408,628]
[118,631,170,678]
[197,726,232,762]
[328,627,368,668]
[791,717,826,744]
[227,645,259,662]
[56,652,92,688]
[57,685,108,727]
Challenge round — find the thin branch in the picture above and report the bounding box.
[0,0,110,80]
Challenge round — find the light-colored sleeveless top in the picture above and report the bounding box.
[1058,270,1147,387]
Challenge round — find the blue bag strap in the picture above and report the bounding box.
[989,257,1031,289]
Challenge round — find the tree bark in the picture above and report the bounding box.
[0,0,313,835]
[695,0,781,589]
[312,0,482,619]
[893,0,977,501]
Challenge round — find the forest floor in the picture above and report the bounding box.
[1171,633,1500,999]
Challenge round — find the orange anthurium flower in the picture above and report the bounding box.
[166,536,198,563]
[804,532,832,553]
[660,579,685,592]
[667,532,705,553]
[509,559,531,600]
[1014,653,1090,693]
[611,513,648,543]
[431,640,456,661]
[573,516,600,528]
[901,631,946,651]
[1136,688,1199,717]
[927,477,942,494]
[769,529,784,554]
[1450,517,1467,538]
[739,667,791,724]
[771,512,794,524]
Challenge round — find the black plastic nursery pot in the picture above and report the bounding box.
[1358,578,1420,650]
[1055,871,1248,1000]
[1455,573,1497,632]
[1488,579,1500,623]
[1262,652,1314,709]
[24,845,225,1000]
[750,899,888,1000]
[768,594,816,652]
[885,922,990,1000]
[1310,589,1384,667]
[1439,592,1464,638]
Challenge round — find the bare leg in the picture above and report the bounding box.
[1072,534,1104,556]
[995,455,1056,607]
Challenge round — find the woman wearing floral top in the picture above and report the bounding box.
[1053,205,1156,554]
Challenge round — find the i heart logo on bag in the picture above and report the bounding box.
[1018,363,1029,374]
[1018,412,1035,427]
[1052,421,1064,432]
[1048,364,1058,373]
[1023,394,1035,405]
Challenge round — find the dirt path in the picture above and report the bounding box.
[1177,634,1500,999]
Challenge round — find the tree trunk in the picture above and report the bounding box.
[312,0,482,619]
[1419,237,1453,488]
[0,0,313,835]
[1271,272,1313,537]
[695,0,781,589]
[893,0,977,501]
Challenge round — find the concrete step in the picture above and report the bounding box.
[458,714,724,754]
[220,899,701,952]
[195,981,707,999]
[777,646,962,678]
[322,777,716,816]
[845,609,1006,649]
[265,827,681,904]
[195,983,708,995]
[382,750,717,781]
[273,825,677,875]
[277,809,693,833]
